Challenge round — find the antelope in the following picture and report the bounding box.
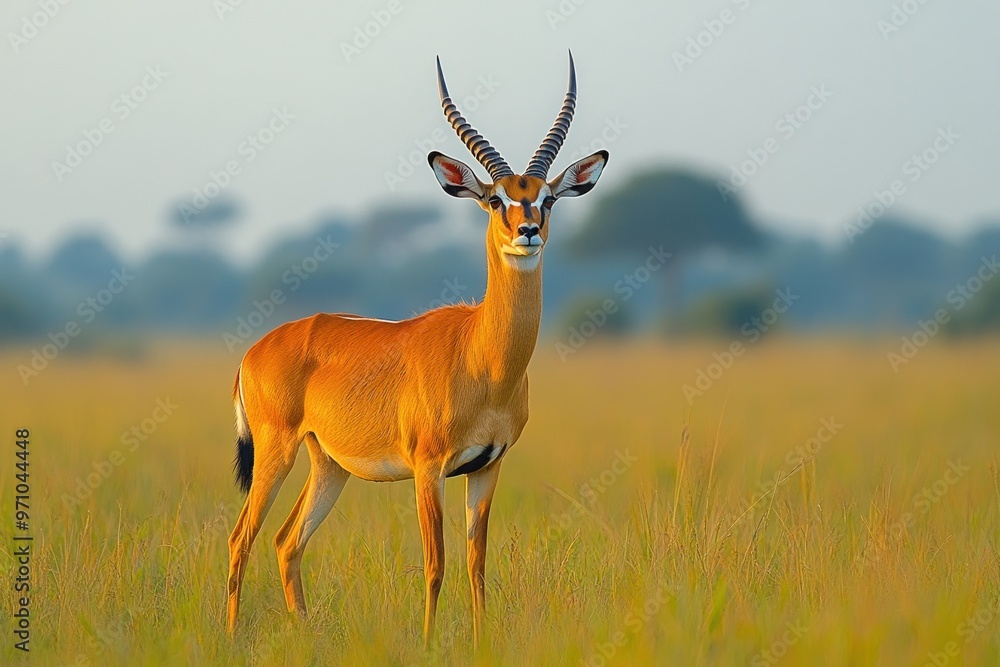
[225,52,608,648]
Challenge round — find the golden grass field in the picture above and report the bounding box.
[2,337,998,665]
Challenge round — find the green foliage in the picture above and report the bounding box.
[124,251,243,327]
[946,277,1000,335]
[557,294,632,338]
[570,168,763,259]
[670,285,778,337]
[359,204,443,255]
[0,288,45,338]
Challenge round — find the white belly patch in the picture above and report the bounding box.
[335,454,413,482]
[330,445,506,482]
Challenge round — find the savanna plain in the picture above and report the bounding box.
[1,338,998,666]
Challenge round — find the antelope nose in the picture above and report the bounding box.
[518,224,539,238]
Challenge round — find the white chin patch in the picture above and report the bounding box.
[503,243,542,256]
[501,245,542,271]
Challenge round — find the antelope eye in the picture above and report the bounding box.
[542,196,556,209]
[488,196,503,210]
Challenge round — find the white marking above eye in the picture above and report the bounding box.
[493,185,552,209]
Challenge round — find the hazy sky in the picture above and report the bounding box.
[3,1,997,262]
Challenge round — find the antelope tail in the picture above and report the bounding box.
[232,366,254,494]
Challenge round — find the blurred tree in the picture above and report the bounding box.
[558,294,632,337]
[959,225,1000,273]
[359,204,444,259]
[251,218,362,319]
[0,243,54,338]
[569,167,764,322]
[125,250,243,328]
[47,233,124,292]
[837,218,954,325]
[945,271,1000,335]
[569,168,763,259]
[841,218,950,281]
[0,288,45,339]
[670,284,778,337]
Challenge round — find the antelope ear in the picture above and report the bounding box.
[549,150,608,199]
[428,152,487,200]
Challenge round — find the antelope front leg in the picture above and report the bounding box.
[414,466,446,648]
[465,461,502,651]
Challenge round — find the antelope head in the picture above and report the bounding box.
[428,53,608,272]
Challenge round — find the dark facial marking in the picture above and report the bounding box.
[498,204,510,230]
[521,199,536,221]
[518,176,527,188]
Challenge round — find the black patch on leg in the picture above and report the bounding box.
[447,444,495,478]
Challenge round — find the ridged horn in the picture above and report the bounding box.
[436,56,513,182]
[524,51,577,179]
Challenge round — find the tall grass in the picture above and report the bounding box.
[1,338,998,665]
